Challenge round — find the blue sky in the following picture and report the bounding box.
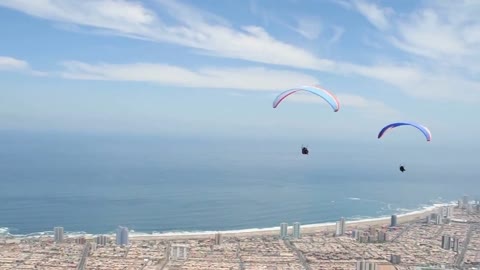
[0,0,479,144]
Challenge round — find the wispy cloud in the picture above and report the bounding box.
[0,56,29,70]
[0,0,333,71]
[335,0,480,102]
[287,91,398,116]
[351,0,392,30]
[60,61,318,91]
[329,26,345,44]
[333,0,392,30]
[292,17,322,40]
[0,56,45,75]
[2,0,480,103]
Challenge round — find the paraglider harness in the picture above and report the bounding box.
[302,147,309,155]
[399,165,406,172]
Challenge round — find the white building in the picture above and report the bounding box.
[356,260,377,270]
[280,222,288,239]
[293,222,301,239]
[336,217,346,236]
[170,244,189,260]
[54,227,64,243]
[214,233,222,245]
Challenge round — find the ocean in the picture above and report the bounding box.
[0,130,478,236]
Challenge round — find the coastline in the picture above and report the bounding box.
[1,202,453,241]
[129,202,452,241]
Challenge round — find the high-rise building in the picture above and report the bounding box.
[170,244,188,260]
[356,260,377,270]
[116,226,129,246]
[96,235,109,246]
[353,230,363,241]
[293,222,301,239]
[463,195,469,209]
[336,217,346,236]
[75,237,86,245]
[356,260,366,270]
[390,254,401,264]
[377,231,387,242]
[435,214,443,225]
[390,215,398,227]
[280,223,288,239]
[452,238,459,252]
[214,233,222,245]
[442,235,451,250]
[445,206,453,218]
[54,227,64,243]
[426,215,431,223]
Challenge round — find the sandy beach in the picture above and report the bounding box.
[128,203,449,241]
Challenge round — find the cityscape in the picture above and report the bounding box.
[1,196,480,270]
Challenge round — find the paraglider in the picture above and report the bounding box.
[273,85,340,156]
[377,122,432,141]
[272,85,340,112]
[378,122,431,173]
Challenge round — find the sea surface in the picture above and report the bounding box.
[0,131,478,236]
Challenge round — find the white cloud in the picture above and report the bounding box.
[333,0,392,30]
[287,91,397,116]
[0,56,30,70]
[61,61,318,91]
[0,0,334,71]
[329,26,345,44]
[0,56,46,75]
[2,0,480,104]
[351,0,392,30]
[392,9,471,59]
[293,17,322,40]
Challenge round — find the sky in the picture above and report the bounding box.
[0,0,479,145]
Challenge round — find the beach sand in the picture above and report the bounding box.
[129,204,445,241]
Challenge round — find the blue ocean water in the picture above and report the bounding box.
[0,131,478,235]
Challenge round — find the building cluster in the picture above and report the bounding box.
[441,235,460,252]
[1,196,480,269]
[279,221,301,239]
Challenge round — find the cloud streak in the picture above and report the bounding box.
[0,56,30,70]
[1,0,480,103]
[0,56,45,75]
[60,61,319,91]
[287,91,398,116]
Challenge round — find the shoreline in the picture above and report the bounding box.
[130,202,449,241]
[1,202,454,241]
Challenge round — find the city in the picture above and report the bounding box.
[1,197,480,270]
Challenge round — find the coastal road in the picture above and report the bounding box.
[456,224,475,267]
[391,222,416,242]
[157,244,170,270]
[284,240,312,270]
[76,243,90,270]
[236,241,245,270]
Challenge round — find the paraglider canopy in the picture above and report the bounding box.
[377,122,432,141]
[272,85,340,112]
